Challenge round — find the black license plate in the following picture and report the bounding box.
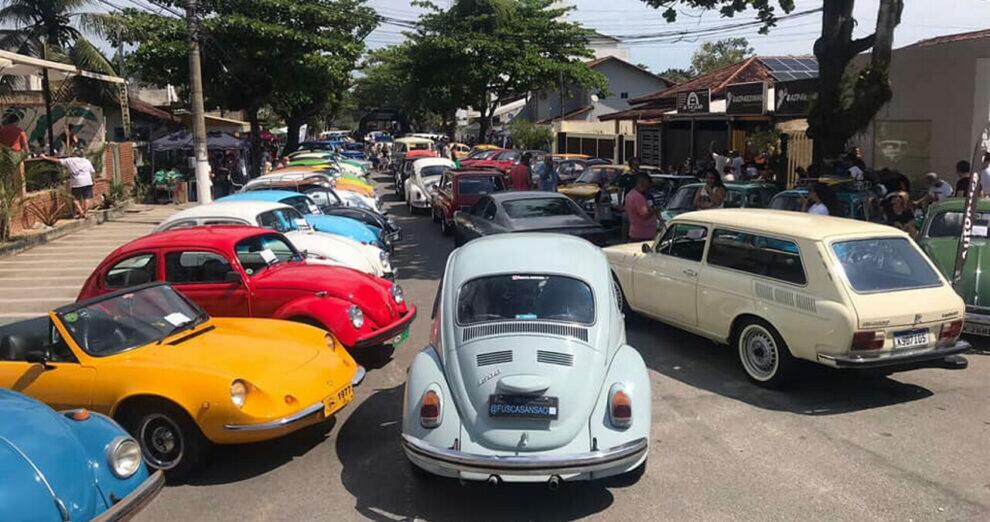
[489,395,558,419]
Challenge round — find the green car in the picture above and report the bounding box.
[661,181,778,222]
[918,197,990,336]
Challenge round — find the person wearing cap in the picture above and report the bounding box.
[913,171,954,209]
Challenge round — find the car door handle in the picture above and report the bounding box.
[683,268,698,277]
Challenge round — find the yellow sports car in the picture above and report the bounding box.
[0,283,361,478]
[335,177,375,197]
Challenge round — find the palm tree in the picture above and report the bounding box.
[0,0,117,154]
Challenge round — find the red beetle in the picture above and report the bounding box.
[430,169,507,235]
[458,148,508,169]
[77,226,416,351]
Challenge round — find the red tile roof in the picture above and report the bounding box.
[907,28,990,48]
[598,104,673,122]
[628,56,772,105]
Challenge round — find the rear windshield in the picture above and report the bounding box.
[831,238,942,293]
[770,194,804,212]
[926,211,990,239]
[457,274,594,325]
[458,176,502,195]
[502,198,581,219]
[420,165,449,179]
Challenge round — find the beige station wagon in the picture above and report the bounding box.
[606,209,971,386]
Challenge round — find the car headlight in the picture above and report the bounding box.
[106,436,142,479]
[379,250,389,264]
[391,284,405,305]
[348,305,364,328]
[230,379,248,408]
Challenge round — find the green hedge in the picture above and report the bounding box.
[24,160,66,193]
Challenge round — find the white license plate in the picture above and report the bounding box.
[894,330,928,349]
[963,322,990,336]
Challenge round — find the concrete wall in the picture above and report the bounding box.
[855,37,990,183]
[588,60,669,121]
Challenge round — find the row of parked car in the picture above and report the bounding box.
[0,143,420,518]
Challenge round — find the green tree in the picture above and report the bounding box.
[640,0,904,166]
[414,0,607,141]
[690,37,754,75]
[508,119,552,150]
[658,67,692,84]
[113,0,376,170]
[0,0,118,153]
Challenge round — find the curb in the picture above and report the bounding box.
[0,201,134,258]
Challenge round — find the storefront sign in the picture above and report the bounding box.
[774,79,818,116]
[725,82,767,115]
[676,89,710,114]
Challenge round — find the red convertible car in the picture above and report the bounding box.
[77,226,416,352]
[431,169,506,235]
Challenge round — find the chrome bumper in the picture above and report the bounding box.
[93,470,164,522]
[401,434,648,476]
[223,402,324,432]
[817,340,971,369]
[964,313,990,335]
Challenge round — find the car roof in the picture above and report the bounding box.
[927,197,990,212]
[450,169,502,178]
[487,191,569,203]
[447,233,608,288]
[113,226,277,254]
[406,150,438,159]
[395,137,433,144]
[413,158,455,171]
[220,190,304,202]
[679,181,774,190]
[162,201,288,224]
[673,209,904,241]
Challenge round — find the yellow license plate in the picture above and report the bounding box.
[323,386,354,417]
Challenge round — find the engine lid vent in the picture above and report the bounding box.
[477,350,513,367]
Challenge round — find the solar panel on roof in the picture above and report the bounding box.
[762,56,818,81]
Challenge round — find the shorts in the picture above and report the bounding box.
[71,185,94,200]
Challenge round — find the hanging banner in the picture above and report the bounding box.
[952,168,982,288]
[774,79,819,116]
[725,82,767,115]
[676,89,710,114]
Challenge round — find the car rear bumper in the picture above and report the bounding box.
[92,470,164,522]
[964,313,990,335]
[401,434,648,477]
[817,340,971,369]
[353,306,418,349]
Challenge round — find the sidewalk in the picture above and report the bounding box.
[0,205,183,325]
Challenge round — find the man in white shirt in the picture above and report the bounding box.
[729,150,744,179]
[41,150,96,219]
[979,152,990,197]
[914,172,954,209]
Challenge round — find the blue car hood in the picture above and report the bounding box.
[0,395,98,520]
[305,214,379,243]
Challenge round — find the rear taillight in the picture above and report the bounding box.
[420,390,441,428]
[851,331,885,351]
[608,385,632,429]
[939,320,963,345]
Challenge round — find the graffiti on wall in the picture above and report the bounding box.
[1,104,105,153]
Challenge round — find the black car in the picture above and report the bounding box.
[452,192,607,247]
[555,158,612,184]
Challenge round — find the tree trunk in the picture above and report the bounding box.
[477,96,491,143]
[284,115,305,154]
[809,0,903,169]
[247,107,263,178]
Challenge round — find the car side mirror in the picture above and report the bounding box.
[224,271,243,284]
[25,350,53,369]
[641,243,653,254]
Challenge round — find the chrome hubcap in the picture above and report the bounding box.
[140,414,184,469]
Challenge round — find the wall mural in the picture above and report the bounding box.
[1,104,105,153]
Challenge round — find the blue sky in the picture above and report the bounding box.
[365,0,990,72]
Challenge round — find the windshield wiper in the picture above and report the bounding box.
[157,310,205,345]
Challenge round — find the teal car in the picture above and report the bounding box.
[661,181,778,222]
[919,198,990,336]
[769,185,881,222]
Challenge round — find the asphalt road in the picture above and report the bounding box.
[5,177,986,521]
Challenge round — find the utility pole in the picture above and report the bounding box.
[185,0,212,203]
[40,43,56,155]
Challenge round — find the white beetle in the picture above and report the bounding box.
[154,201,394,279]
[402,233,650,485]
[404,158,455,213]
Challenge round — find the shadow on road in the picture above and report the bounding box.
[336,385,619,522]
[626,314,936,416]
[380,181,453,282]
[184,418,336,486]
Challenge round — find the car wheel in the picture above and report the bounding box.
[735,318,796,387]
[611,273,631,316]
[129,403,206,480]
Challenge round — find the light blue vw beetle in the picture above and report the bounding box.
[0,389,163,520]
[402,233,651,486]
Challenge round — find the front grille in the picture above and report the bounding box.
[477,350,513,366]
[462,322,590,343]
[537,350,573,367]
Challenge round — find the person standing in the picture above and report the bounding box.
[508,152,533,191]
[0,114,28,153]
[624,173,659,241]
[694,169,726,210]
[914,172,954,209]
[41,150,95,219]
[729,150,744,180]
[538,153,557,192]
[803,183,838,217]
[979,152,990,197]
[954,160,972,197]
[885,192,919,238]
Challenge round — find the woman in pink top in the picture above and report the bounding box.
[624,173,658,240]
